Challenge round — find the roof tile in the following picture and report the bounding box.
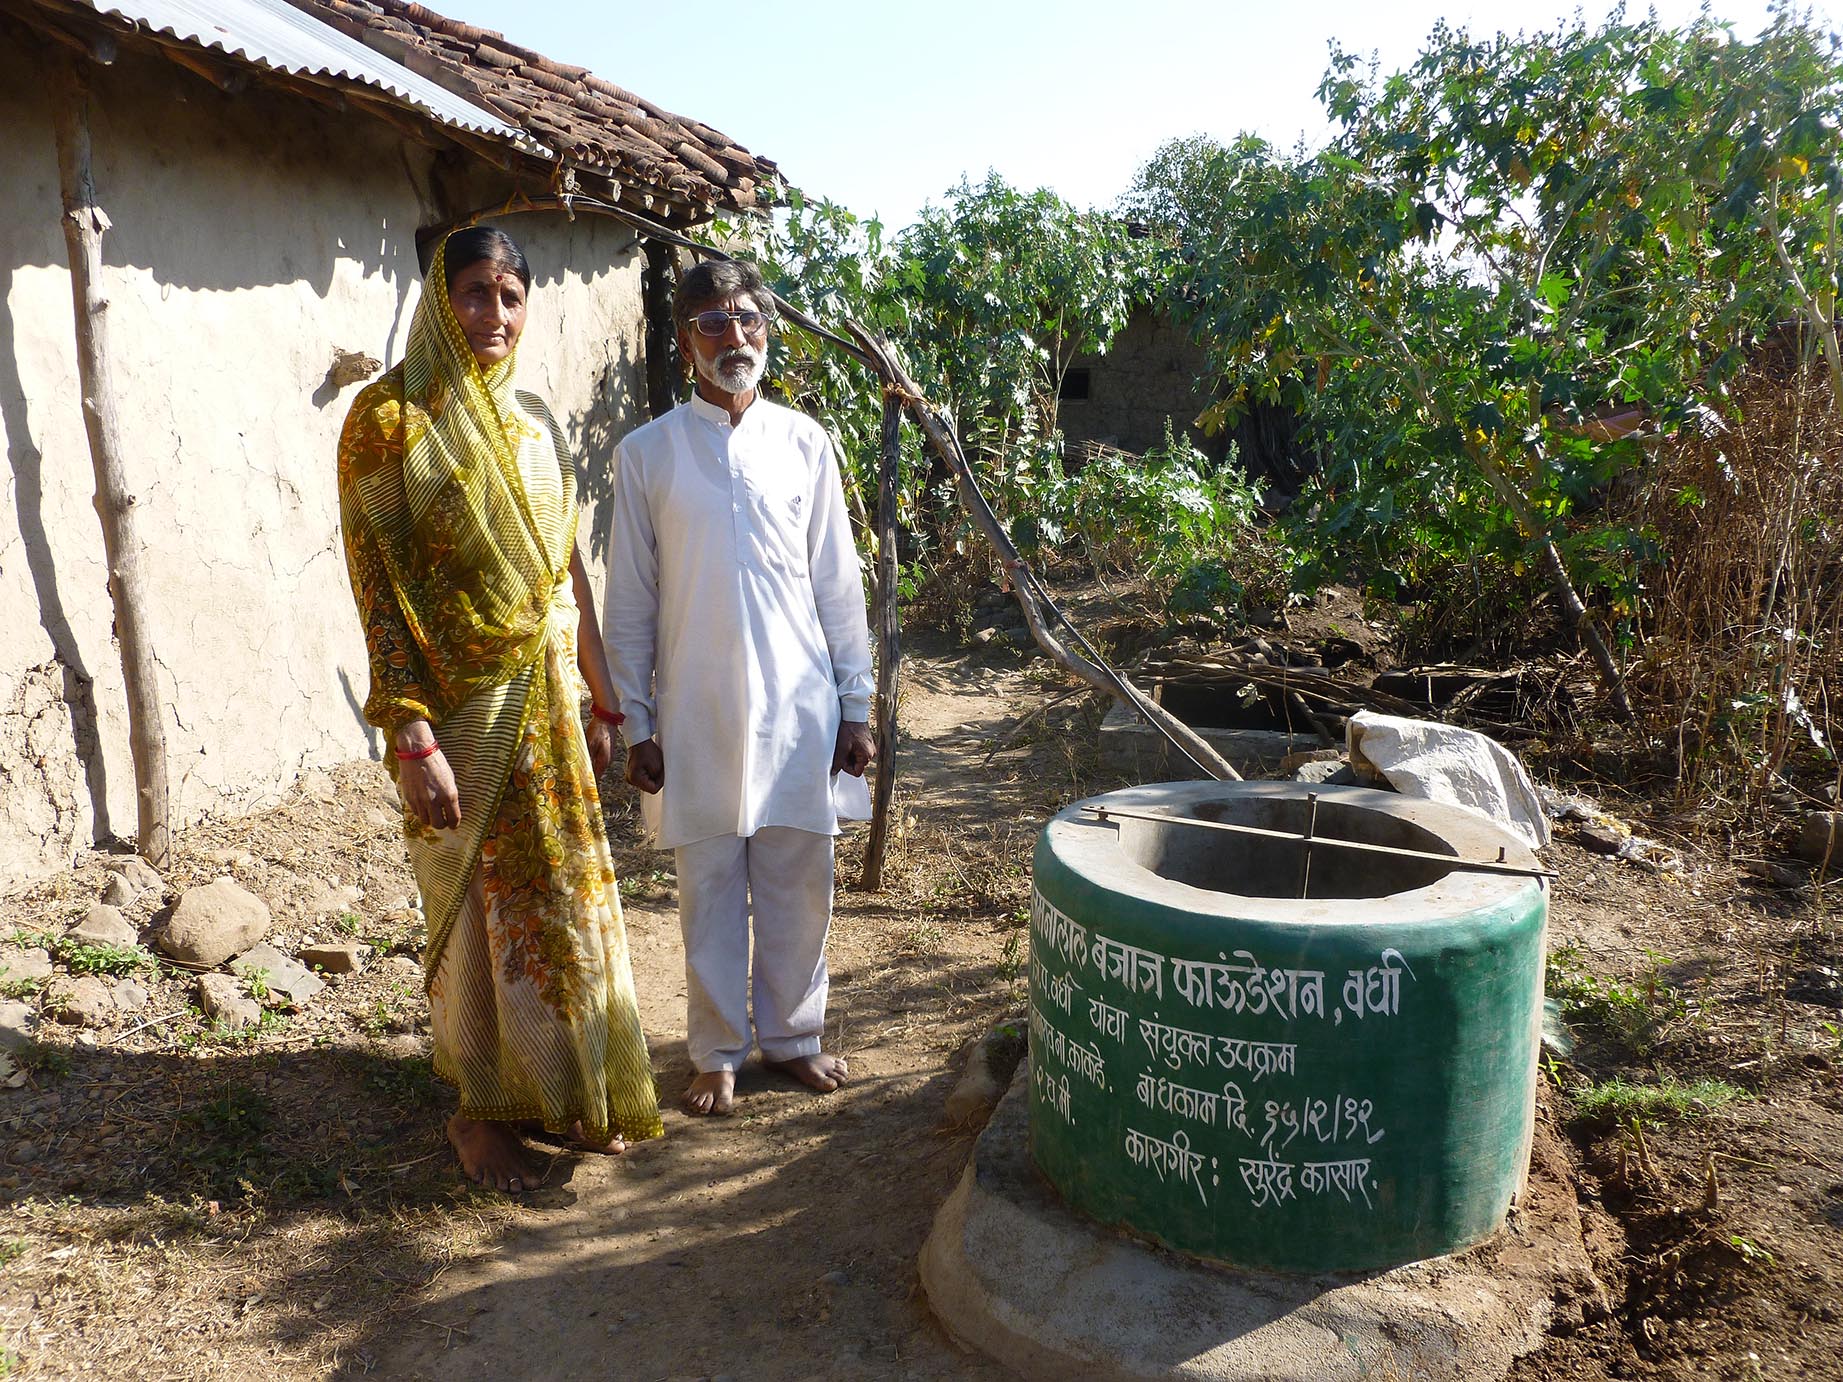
[288,0,776,214]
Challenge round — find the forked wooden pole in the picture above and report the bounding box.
[49,55,171,867]
[856,386,904,890]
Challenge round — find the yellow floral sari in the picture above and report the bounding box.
[337,236,662,1145]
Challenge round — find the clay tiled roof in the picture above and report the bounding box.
[290,0,778,218]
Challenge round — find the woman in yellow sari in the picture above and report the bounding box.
[338,227,662,1191]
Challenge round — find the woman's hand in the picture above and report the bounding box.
[585,717,617,778]
[396,722,462,829]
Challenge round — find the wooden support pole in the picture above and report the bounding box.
[49,55,171,868]
[857,388,903,890]
[641,238,678,419]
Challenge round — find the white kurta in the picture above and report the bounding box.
[604,392,874,851]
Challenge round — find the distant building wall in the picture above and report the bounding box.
[1057,306,1213,459]
[0,40,646,888]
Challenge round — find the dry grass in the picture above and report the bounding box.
[1622,361,1843,822]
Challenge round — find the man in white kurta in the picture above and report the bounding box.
[604,258,875,1115]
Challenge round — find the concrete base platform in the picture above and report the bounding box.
[920,1067,1606,1381]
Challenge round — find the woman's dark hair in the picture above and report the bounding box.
[441,226,531,291]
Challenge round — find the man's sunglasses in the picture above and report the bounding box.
[690,309,774,338]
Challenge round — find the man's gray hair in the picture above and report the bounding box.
[675,258,775,329]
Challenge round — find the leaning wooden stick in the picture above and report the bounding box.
[855,328,1240,783]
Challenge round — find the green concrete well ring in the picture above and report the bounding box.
[1028,780,1547,1274]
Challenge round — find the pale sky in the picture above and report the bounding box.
[452,0,1834,230]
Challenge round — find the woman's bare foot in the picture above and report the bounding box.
[682,1069,735,1116]
[446,1114,534,1193]
[764,1052,849,1093]
[569,1120,627,1154]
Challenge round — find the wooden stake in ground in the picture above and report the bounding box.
[857,387,904,890]
[50,55,171,868]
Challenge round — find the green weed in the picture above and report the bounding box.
[995,931,1024,982]
[1546,946,1685,1055]
[15,1042,70,1079]
[904,919,946,952]
[1571,1077,1745,1127]
[1729,1235,1775,1267]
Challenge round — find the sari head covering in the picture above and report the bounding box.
[340,232,564,726]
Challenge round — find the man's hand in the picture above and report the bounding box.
[833,720,876,777]
[626,740,665,794]
[585,718,617,778]
[398,751,462,830]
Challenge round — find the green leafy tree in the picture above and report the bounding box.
[740,175,1165,563]
[1160,9,1839,715]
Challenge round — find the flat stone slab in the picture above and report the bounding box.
[298,942,371,975]
[920,1067,1604,1382]
[231,943,325,1007]
[69,904,138,949]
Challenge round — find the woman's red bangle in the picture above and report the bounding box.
[591,704,624,727]
[396,741,441,761]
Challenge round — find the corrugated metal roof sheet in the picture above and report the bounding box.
[76,0,546,151]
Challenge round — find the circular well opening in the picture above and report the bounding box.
[1114,796,1460,899]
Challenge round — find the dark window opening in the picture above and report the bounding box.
[1060,368,1091,401]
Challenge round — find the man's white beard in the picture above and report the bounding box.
[696,345,764,396]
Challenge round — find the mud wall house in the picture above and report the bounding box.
[1057,304,1215,462]
[0,0,776,887]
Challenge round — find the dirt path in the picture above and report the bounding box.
[358,658,1058,1380]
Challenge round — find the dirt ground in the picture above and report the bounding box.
[2,630,1840,1381]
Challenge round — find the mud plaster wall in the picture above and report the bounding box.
[1059,306,1212,459]
[0,43,646,890]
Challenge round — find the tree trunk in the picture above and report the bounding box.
[49,56,171,868]
[856,391,903,891]
[1467,441,1637,727]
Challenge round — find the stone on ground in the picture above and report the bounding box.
[0,1000,37,1051]
[103,855,164,895]
[159,879,271,967]
[100,873,137,907]
[69,904,138,949]
[944,1027,1020,1130]
[298,942,371,975]
[1795,812,1841,868]
[0,947,53,986]
[1293,758,1357,785]
[46,976,116,1028]
[1576,821,1627,855]
[194,972,262,1029]
[306,880,363,917]
[112,981,149,1013]
[231,942,325,1007]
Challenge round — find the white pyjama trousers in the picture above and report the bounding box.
[673,826,835,1073]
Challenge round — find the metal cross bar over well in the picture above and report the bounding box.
[1080,803,1557,881]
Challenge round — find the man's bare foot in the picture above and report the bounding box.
[764,1052,849,1093]
[446,1114,534,1193]
[569,1120,627,1154]
[682,1069,735,1116]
